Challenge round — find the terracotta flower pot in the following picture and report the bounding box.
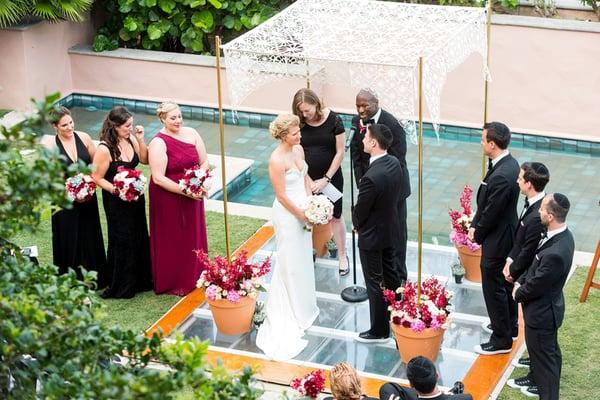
[455,245,482,283]
[312,223,332,258]
[207,296,257,335]
[392,324,446,364]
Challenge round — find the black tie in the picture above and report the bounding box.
[519,198,530,220]
[487,158,493,171]
[363,118,375,125]
[537,231,548,248]
[524,198,530,208]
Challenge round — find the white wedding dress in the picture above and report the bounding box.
[256,162,319,361]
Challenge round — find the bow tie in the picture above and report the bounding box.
[487,158,493,171]
[363,118,375,125]
[524,198,530,209]
[540,231,548,239]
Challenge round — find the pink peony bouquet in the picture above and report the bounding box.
[383,277,453,333]
[302,194,334,226]
[178,165,213,198]
[448,185,480,252]
[65,173,96,202]
[290,369,326,399]
[112,166,147,202]
[196,250,271,303]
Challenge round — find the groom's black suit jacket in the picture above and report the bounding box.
[508,198,545,280]
[352,154,402,250]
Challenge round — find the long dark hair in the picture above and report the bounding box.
[100,106,132,160]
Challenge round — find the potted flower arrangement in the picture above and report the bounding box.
[384,277,453,363]
[290,369,326,400]
[448,185,482,282]
[327,238,338,259]
[196,250,271,335]
[451,262,465,284]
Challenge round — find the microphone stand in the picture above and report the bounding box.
[341,128,368,303]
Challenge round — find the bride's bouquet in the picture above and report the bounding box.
[302,194,334,229]
[178,165,213,198]
[112,166,147,202]
[65,173,96,202]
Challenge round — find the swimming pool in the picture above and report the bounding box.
[54,94,600,252]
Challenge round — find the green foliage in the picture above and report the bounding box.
[580,0,599,20]
[0,95,262,399]
[450,261,465,276]
[92,0,291,53]
[0,0,93,28]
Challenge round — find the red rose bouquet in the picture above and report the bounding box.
[448,185,480,251]
[178,165,213,198]
[112,166,146,202]
[290,369,325,399]
[196,250,271,303]
[65,173,96,202]
[384,277,453,333]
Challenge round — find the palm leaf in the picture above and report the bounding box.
[53,0,93,22]
[0,0,26,28]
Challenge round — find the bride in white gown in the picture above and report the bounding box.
[256,114,319,361]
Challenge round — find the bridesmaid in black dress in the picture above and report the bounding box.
[92,106,152,298]
[292,88,348,275]
[41,107,107,286]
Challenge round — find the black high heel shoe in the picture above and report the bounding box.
[339,255,350,277]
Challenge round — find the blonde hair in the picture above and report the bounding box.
[156,101,180,122]
[269,114,300,140]
[292,88,324,126]
[329,362,362,400]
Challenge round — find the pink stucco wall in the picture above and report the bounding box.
[0,20,93,110]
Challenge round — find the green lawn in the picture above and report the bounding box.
[10,186,266,333]
[0,109,10,117]
[498,266,600,399]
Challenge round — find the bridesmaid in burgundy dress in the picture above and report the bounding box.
[148,102,209,296]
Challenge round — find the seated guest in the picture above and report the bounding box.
[379,356,472,400]
[323,362,377,400]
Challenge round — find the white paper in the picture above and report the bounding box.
[321,183,342,203]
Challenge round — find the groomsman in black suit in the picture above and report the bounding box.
[512,193,575,399]
[352,124,403,343]
[468,122,520,355]
[350,88,411,283]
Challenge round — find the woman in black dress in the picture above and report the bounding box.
[41,107,107,286]
[92,106,152,298]
[292,88,348,275]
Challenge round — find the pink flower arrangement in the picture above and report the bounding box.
[65,173,96,202]
[112,166,146,202]
[196,250,271,302]
[383,277,453,333]
[448,185,480,252]
[290,369,326,399]
[178,165,213,198]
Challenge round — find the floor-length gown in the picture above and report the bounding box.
[99,140,152,298]
[52,133,107,287]
[149,133,208,296]
[256,163,319,361]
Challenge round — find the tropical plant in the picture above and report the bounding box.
[581,0,600,20]
[0,93,261,399]
[92,0,292,53]
[0,0,93,28]
[451,261,465,276]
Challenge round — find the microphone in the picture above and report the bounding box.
[345,126,357,152]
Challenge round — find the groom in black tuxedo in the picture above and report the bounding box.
[352,124,403,343]
[513,193,575,400]
[350,88,410,283]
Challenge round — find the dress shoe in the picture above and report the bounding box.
[474,341,512,355]
[507,375,535,389]
[481,322,518,340]
[512,356,531,368]
[520,385,540,397]
[355,331,390,343]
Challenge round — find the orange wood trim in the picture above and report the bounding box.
[579,240,600,303]
[462,308,526,400]
[145,224,274,338]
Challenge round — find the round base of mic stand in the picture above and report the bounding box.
[341,285,368,302]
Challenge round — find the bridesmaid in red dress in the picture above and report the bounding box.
[148,102,209,296]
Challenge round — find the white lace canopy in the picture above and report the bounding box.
[221,0,490,140]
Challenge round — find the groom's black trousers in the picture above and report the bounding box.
[359,246,402,337]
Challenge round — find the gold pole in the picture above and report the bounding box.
[306,59,311,88]
[215,35,231,262]
[482,0,493,178]
[417,57,424,302]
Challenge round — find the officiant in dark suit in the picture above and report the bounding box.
[467,121,520,355]
[352,124,403,343]
[350,88,410,283]
[513,193,575,400]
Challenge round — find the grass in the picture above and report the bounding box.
[10,184,266,333]
[0,109,10,117]
[498,265,600,400]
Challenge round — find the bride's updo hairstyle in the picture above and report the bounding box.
[156,101,180,123]
[269,114,300,140]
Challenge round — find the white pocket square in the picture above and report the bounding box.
[480,181,487,186]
